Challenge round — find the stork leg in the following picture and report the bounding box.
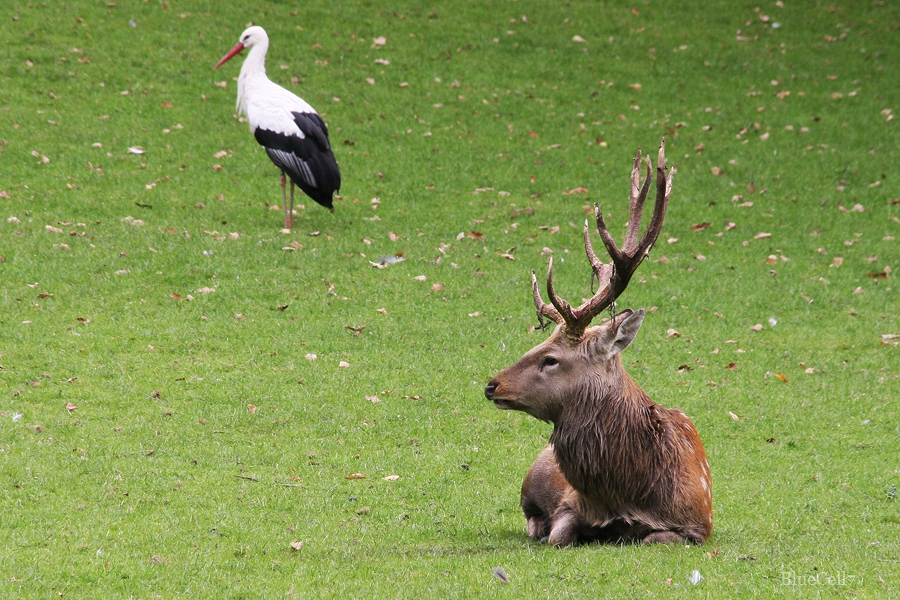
[287,181,295,230]
[280,171,290,229]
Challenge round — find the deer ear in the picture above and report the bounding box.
[595,309,645,357]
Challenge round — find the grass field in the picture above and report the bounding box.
[1,1,898,597]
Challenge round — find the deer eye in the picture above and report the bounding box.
[540,356,559,370]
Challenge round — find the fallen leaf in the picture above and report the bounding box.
[773,373,789,383]
[563,187,589,195]
[305,353,318,361]
[376,308,388,315]
[383,475,400,481]
[467,231,484,239]
[65,403,78,413]
[690,222,711,232]
[346,472,367,479]
[247,404,257,414]
[749,323,763,331]
[339,361,350,368]
[290,541,303,551]
[753,232,771,240]
[388,231,400,242]
[365,395,381,403]
[667,328,681,338]
[729,411,740,421]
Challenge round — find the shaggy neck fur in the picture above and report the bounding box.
[548,367,675,526]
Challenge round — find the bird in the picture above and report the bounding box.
[214,26,341,229]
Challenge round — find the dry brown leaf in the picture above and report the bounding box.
[753,232,772,240]
[65,402,78,413]
[290,541,303,551]
[388,231,400,242]
[365,395,380,403]
[773,373,789,383]
[749,323,763,331]
[690,222,711,232]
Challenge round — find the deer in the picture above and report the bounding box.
[485,139,712,547]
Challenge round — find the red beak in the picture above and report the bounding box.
[214,42,245,70]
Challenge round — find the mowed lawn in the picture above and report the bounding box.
[1,1,898,598]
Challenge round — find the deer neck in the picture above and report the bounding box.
[548,365,657,496]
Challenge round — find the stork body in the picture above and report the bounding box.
[215,26,340,228]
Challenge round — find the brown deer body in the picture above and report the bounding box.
[486,140,712,546]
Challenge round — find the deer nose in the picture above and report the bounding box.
[484,381,497,399]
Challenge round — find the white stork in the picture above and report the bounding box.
[214,26,341,229]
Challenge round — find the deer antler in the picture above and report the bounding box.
[533,138,674,339]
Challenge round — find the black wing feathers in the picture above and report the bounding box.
[253,111,341,210]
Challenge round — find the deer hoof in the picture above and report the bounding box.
[641,530,687,545]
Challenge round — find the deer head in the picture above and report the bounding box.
[485,139,673,417]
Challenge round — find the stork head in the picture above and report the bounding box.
[214,26,269,70]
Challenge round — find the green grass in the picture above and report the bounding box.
[1,0,898,597]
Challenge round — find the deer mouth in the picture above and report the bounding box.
[491,397,520,410]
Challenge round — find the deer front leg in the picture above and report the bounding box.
[546,491,582,547]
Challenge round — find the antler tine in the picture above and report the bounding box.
[583,215,614,291]
[531,268,564,325]
[545,257,578,326]
[635,138,673,258]
[582,219,605,277]
[622,149,653,255]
